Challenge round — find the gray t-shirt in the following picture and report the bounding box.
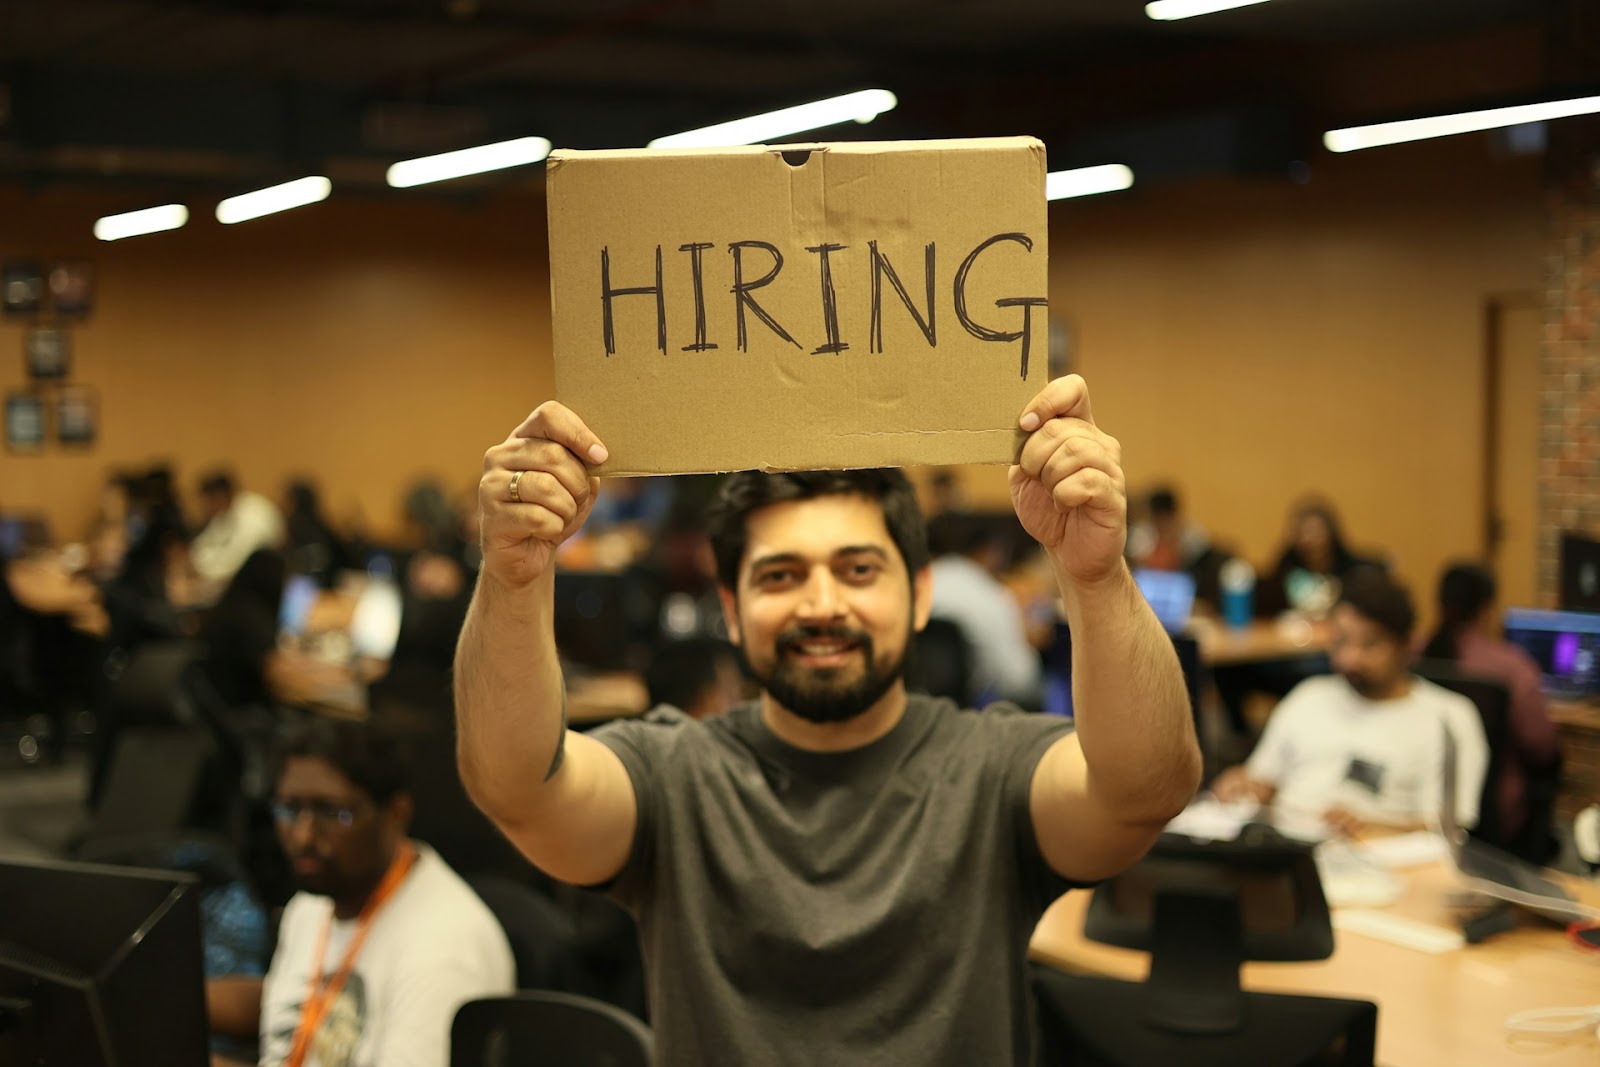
[591,694,1076,1066]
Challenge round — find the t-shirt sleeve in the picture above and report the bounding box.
[1438,692,1489,828]
[587,707,689,908]
[986,705,1083,910]
[1244,678,1314,784]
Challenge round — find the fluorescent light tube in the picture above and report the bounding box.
[1046,164,1134,201]
[93,204,189,241]
[385,136,553,188]
[1324,94,1600,153]
[1146,0,1275,20]
[215,176,332,224]
[648,89,898,149]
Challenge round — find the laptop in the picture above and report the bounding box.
[1501,607,1600,699]
[1438,728,1591,924]
[1132,568,1196,634]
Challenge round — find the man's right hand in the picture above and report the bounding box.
[478,402,609,589]
[1211,766,1275,805]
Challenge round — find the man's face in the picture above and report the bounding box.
[1328,603,1409,699]
[720,494,931,724]
[274,756,404,903]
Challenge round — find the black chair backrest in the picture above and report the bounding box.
[452,991,652,1067]
[1414,659,1510,846]
[905,617,974,705]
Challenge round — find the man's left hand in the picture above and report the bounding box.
[1009,374,1127,585]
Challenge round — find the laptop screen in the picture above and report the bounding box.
[1502,607,1600,698]
[1132,568,1196,634]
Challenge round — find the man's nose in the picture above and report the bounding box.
[797,569,846,621]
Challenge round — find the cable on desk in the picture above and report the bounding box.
[1504,1005,1600,1047]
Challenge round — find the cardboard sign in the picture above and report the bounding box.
[547,136,1047,475]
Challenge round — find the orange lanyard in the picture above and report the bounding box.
[285,841,417,1067]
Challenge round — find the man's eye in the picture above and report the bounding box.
[842,562,880,582]
[756,570,797,588]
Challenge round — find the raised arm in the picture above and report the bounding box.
[1009,376,1203,882]
[453,402,638,886]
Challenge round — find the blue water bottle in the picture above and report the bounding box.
[1220,558,1255,629]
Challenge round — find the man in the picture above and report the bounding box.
[190,470,286,590]
[1126,485,1208,573]
[927,512,1043,706]
[208,719,513,1067]
[1214,568,1489,838]
[454,375,1201,1065]
[643,636,744,720]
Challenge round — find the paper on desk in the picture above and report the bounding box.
[1164,796,1260,841]
[1355,831,1450,869]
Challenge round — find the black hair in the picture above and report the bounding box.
[1281,497,1361,576]
[1336,565,1416,643]
[645,637,738,712]
[1420,563,1495,662]
[276,717,409,805]
[1148,487,1178,518]
[199,469,236,497]
[706,469,930,592]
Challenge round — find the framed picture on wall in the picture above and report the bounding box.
[54,385,98,446]
[24,325,70,380]
[4,391,45,452]
[2,261,44,316]
[49,260,94,317]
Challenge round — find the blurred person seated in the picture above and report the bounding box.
[1,515,108,758]
[561,476,677,571]
[644,637,745,720]
[1419,562,1561,856]
[103,466,193,648]
[1256,496,1385,618]
[191,469,286,594]
[1126,485,1209,573]
[285,479,356,590]
[923,468,970,519]
[1213,568,1488,839]
[927,512,1043,707]
[208,718,514,1067]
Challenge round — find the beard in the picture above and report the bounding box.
[743,622,909,724]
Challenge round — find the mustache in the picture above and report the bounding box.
[774,625,872,653]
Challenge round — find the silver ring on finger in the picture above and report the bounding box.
[508,469,526,503]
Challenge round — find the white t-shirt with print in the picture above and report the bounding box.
[1246,674,1489,828]
[259,843,514,1067]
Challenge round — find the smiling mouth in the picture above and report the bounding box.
[783,637,864,667]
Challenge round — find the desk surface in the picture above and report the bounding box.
[1030,859,1600,1067]
[1552,698,1600,732]
[1193,618,1329,668]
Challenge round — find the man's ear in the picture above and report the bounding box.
[718,585,742,646]
[911,565,934,633]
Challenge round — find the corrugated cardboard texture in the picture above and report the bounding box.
[547,136,1047,476]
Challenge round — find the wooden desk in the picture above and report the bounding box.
[1551,698,1600,818]
[567,672,651,725]
[1030,861,1600,1067]
[1193,618,1329,668]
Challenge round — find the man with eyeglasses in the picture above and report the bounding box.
[207,719,513,1067]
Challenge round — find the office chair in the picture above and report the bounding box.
[451,991,653,1067]
[905,618,974,705]
[1414,659,1511,848]
[1033,834,1377,1067]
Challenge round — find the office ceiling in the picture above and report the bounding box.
[0,0,1568,193]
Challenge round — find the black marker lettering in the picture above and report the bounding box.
[807,243,848,354]
[601,245,666,355]
[954,233,1046,380]
[869,241,936,353]
[678,242,717,352]
[729,241,801,351]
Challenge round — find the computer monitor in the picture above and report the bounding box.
[1502,607,1600,699]
[1132,568,1196,634]
[0,857,209,1067]
[278,572,320,638]
[1560,532,1600,613]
